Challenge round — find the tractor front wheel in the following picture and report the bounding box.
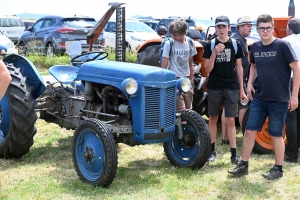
[72,119,118,187]
[163,109,211,169]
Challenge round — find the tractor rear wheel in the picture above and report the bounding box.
[163,109,211,169]
[0,64,37,158]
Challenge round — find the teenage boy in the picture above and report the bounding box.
[161,19,197,110]
[228,14,300,180]
[203,16,247,164]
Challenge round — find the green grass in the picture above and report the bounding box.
[1,119,299,200]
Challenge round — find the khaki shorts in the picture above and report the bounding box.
[177,83,194,110]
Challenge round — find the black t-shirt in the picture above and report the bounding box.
[202,38,244,89]
[250,39,296,102]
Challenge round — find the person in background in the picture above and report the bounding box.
[161,19,197,110]
[282,17,300,163]
[202,16,246,165]
[228,14,300,180]
[221,16,253,145]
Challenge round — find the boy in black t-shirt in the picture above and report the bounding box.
[202,16,247,165]
[228,14,300,180]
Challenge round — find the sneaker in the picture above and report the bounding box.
[231,155,241,165]
[221,140,230,145]
[262,166,283,180]
[207,151,216,162]
[228,162,248,177]
[284,155,298,163]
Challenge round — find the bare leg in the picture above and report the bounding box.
[209,115,219,144]
[238,108,247,131]
[271,136,285,165]
[226,117,236,148]
[241,130,257,161]
[221,108,229,141]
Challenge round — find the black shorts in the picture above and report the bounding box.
[207,89,238,117]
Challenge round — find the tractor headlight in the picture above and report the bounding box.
[177,77,191,92]
[121,78,138,95]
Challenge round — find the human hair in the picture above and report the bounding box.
[168,19,187,35]
[256,14,274,27]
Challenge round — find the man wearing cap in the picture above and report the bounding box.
[203,16,247,165]
[221,16,253,144]
[282,17,300,163]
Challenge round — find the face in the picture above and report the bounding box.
[257,22,274,40]
[239,24,252,37]
[215,24,229,37]
[171,33,185,41]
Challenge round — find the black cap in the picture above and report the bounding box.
[288,18,300,34]
[215,16,230,26]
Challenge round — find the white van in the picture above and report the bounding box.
[0,15,25,44]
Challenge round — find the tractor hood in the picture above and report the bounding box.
[77,59,176,84]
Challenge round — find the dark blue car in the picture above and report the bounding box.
[17,15,105,56]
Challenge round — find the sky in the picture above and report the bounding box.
[0,0,298,22]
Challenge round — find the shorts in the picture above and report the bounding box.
[207,89,238,117]
[177,82,194,110]
[245,96,288,137]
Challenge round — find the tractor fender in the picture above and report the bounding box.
[3,54,46,99]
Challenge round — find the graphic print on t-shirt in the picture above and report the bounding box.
[254,51,277,57]
[216,48,232,62]
[175,49,189,72]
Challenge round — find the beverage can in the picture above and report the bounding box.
[241,99,248,106]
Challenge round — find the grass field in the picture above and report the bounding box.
[0,117,299,200]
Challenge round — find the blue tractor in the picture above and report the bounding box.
[0,3,211,187]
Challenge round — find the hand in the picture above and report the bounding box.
[289,96,298,111]
[213,43,225,55]
[240,91,248,102]
[246,84,255,101]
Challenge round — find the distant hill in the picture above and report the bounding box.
[16,13,50,20]
[131,15,155,20]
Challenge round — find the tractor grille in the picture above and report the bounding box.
[144,86,175,129]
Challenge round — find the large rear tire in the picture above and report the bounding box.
[0,64,37,158]
[163,109,211,169]
[72,119,118,187]
[242,108,287,154]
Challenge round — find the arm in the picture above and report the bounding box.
[246,63,257,101]
[161,57,168,69]
[235,58,247,101]
[189,57,194,82]
[289,60,300,111]
[0,60,12,100]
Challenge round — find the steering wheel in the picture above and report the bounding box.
[71,51,109,65]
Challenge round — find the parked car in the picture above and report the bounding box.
[139,19,159,30]
[22,19,36,31]
[104,19,160,50]
[17,15,105,56]
[0,15,25,44]
[0,29,16,54]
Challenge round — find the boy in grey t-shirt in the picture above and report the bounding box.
[161,19,197,110]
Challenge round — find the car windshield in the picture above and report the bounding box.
[195,19,214,29]
[0,18,23,27]
[63,18,96,28]
[126,21,155,32]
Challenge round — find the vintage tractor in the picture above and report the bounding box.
[136,2,295,154]
[0,3,211,188]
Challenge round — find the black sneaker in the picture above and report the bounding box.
[228,162,248,177]
[207,151,216,162]
[262,166,283,180]
[221,140,230,145]
[231,155,241,165]
[284,155,298,163]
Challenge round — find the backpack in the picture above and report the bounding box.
[159,36,194,66]
[210,38,238,54]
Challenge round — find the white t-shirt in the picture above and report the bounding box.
[282,34,300,77]
[162,37,197,77]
